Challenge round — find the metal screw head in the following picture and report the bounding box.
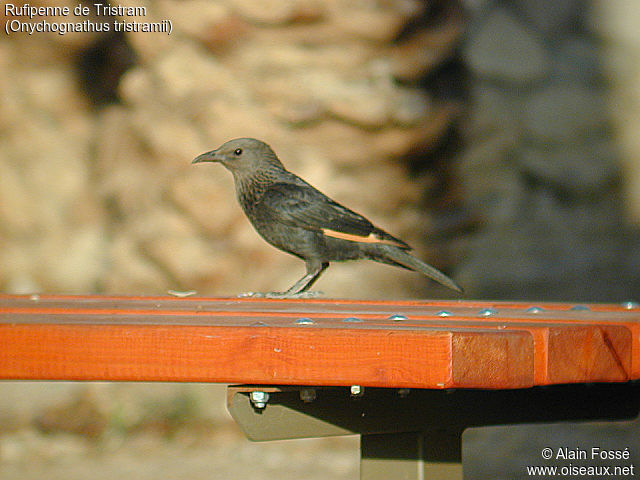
[299,388,317,403]
[343,317,364,323]
[350,385,364,397]
[526,306,544,313]
[388,314,408,321]
[478,308,497,317]
[436,310,452,317]
[570,305,590,311]
[295,317,314,325]
[249,391,270,409]
[622,301,639,310]
[398,388,411,398]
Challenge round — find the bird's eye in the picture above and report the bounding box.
[234,148,243,156]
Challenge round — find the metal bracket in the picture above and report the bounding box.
[228,383,640,479]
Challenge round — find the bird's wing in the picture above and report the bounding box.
[257,181,410,249]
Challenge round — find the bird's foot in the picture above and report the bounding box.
[267,290,324,299]
[237,291,262,298]
[237,291,324,299]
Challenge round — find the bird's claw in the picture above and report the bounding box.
[237,291,261,298]
[237,291,324,299]
[269,290,324,299]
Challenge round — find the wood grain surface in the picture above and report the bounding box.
[1,294,638,389]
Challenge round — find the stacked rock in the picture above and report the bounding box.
[457,0,640,301]
[0,0,463,298]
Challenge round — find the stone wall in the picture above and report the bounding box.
[0,0,463,299]
[456,0,640,301]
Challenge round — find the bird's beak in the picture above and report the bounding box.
[192,149,219,164]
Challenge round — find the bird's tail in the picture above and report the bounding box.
[370,245,463,293]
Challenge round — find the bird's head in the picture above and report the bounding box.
[192,138,284,175]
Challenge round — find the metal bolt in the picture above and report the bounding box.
[570,305,590,311]
[398,388,410,398]
[350,385,364,397]
[622,301,639,310]
[249,391,270,409]
[526,306,544,313]
[343,317,363,323]
[251,321,268,327]
[388,314,408,321]
[478,308,497,317]
[299,388,317,403]
[436,310,452,317]
[295,317,314,325]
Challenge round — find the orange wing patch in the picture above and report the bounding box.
[322,228,405,247]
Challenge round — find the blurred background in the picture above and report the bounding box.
[1,0,640,478]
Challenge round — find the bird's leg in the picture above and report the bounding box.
[240,262,328,299]
[281,261,328,296]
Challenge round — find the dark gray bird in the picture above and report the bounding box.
[192,138,462,297]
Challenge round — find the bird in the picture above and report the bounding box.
[192,138,462,297]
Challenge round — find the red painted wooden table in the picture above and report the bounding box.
[1,294,639,479]
[1,294,638,387]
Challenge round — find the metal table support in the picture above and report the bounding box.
[228,383,640,480]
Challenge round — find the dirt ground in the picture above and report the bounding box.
[0,382,359,480]
[0,431,359,480]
